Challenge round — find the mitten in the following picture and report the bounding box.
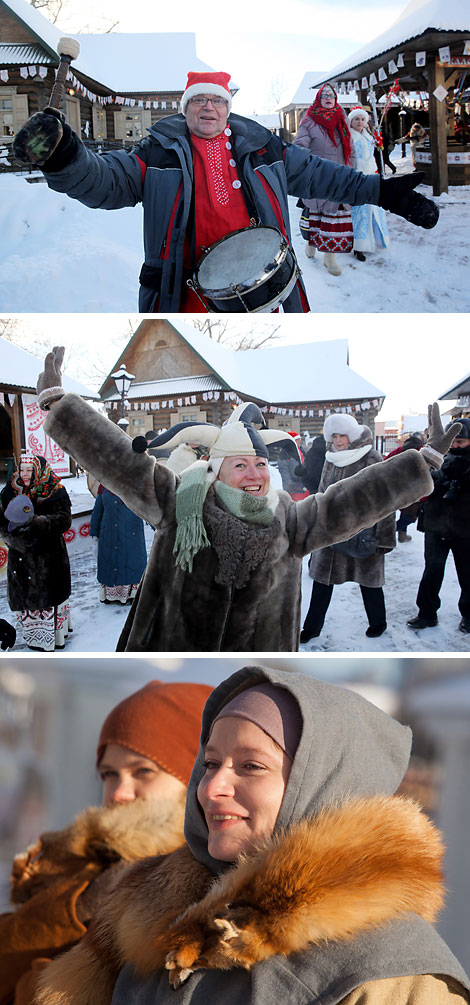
[37,346,66,410]
[0,619,16,651]
[13,107,78,168]
[379,173,439,229]
[420,403,462,470]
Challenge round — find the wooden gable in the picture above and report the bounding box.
[100,319,217,398]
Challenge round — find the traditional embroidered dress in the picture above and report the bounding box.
[181,129,251,311]
[350,128,389,254]
[0,456,72,651]
[294,86,355,254]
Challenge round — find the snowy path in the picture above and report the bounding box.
[1,513,467,653]
[0,153,468,312]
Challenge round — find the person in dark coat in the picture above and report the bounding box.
[407,418,470,634]
[90,486,148,604]
[300,414,396,643]
[0,455,72,651]
[385,433,425,541]
[294,434,326,494]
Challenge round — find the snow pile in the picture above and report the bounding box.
[0,151,468,313]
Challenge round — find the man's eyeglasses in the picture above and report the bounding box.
[189,97,228,107]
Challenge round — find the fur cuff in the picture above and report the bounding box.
[38,386,65,411]
[420,445,444,470]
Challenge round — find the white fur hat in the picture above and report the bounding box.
[348,105,369,124]
[323,413,362,442]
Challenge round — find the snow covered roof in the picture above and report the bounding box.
[0,337,97,398]
[1,0,229,94]
[142,322,385,404]
[439,370,470,398]
[1,0,61,59]
[66,34,218,95]
[104,374,223,402]
[310,0,470,85]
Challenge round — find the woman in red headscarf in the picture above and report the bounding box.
[294,84,354,276]
[0,454,72,651]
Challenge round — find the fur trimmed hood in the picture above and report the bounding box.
[35,795,454,1005]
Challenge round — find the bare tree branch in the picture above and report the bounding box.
[190,319,281,351]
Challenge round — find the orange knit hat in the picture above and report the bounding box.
[96,680,212,785]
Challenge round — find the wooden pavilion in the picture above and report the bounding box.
[310,0,470,194]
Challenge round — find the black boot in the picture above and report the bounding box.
[354,250,366,262]
[365,622,387,638]
[407,614,438,629]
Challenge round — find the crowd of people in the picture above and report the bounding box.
[0,348,467,651]
[12,71,438,313]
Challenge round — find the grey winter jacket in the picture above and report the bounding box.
[43,113,379,311]
[309,428,396,588]
[44,393,433,652]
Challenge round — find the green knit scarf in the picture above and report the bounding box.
[173,461,275,573]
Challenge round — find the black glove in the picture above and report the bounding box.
[13,106,78,170]
[0,619,16,651]
[379,173,439,229]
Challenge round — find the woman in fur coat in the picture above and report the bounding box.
[347,107,389,262]
[301,414,394,643]
[34,664,469,1005]
[294,83,355,276]
[36,349,460,652]
[0,679,211,1005]
[0,455,72,651]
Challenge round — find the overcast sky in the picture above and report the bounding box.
[5,313,460,422]
[52,0,403,113]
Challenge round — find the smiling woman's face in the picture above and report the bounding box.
[217,455,270,496]
[197,716,291,861]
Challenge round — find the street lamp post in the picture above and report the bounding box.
[111,364,135,433]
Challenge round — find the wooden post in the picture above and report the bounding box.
[11,394,22,464]
[428,60,448,196]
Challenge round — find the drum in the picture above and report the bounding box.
[188,226,299,313]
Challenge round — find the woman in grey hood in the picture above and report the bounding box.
[35,666,469,1005]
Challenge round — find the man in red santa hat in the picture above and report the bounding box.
[14,70,439,313]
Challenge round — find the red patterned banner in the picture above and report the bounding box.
[23,395,70,478]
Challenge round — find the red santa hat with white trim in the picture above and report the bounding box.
[180,71,233,113]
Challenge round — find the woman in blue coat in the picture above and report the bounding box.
[90,487,147,604]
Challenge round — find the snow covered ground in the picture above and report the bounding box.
[0,151,468,313]
[0,476,467,653]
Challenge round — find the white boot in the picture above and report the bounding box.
[305,244,316,259]
[323,253,341,275]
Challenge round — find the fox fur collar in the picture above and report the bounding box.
[35,795,444,1005]
[12,795,186,906]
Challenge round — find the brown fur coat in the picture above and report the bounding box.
[309,428,396,588]
[44,394,434,651]
[0,796,185,1005]
[35,795,449,1005]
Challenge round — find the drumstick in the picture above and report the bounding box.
[13,36,80,163]
[49,36,81,109]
